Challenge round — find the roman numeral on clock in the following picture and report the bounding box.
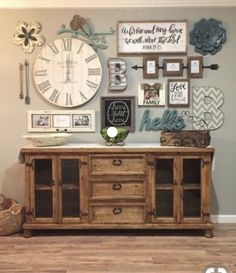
[66,93,73,105]
[86,80,98,92]
[62,38,72,51]
[79,91,87,102]
[37,80,52,93]
[88,68,101,76]
[85,54,97,63]
[34,69,47,77]
[77,42,84,55]
[48,41,59,54]
[37,56,50,63]
[49,89,60,103]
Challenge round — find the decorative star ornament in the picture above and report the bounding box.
[12,21,45,54]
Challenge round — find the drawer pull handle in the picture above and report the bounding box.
[112,159,122,166]
[112,183,122,191]
[112,208,123,215]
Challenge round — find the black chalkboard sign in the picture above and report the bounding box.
[101,96,135,131]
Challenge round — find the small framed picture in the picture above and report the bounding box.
[163,59,183,77]
[167,79,190,107]
[143,56,159,79]
[188,56,203,78]
[73,114,92,128]
[52,114,71,128]
[31,114,51,129]
[101,96,135,131]
[138,82,165,106]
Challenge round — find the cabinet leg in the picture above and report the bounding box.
[23,229,32,238]
[204,229,213,238]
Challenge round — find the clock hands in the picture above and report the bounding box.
[65,54,72,83]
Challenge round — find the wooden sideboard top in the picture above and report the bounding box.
[20,143,215,155]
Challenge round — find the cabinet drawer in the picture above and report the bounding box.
[90,204,145,224]
[91,180,145,199]
[90,154,146,175]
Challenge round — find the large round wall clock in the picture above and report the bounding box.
[33,37,102,107]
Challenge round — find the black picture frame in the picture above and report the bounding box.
[101,96,135,131]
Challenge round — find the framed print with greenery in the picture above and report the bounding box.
[167,79,190,107]
[163,59,183,77]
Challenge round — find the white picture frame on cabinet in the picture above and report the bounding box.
[27,110,95,132]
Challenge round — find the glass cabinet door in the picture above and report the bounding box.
[33,158,53,219]
[154,158,175,220]
[60,158,81,220]
[182,158,201,219]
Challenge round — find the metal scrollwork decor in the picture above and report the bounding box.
[58,14,115,51]
[189,18,227,55]
[12,21,45,54]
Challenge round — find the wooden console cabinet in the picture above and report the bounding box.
[20,144,215,237]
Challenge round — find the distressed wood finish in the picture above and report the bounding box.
[20,144,214,237]
[160,130,211,148]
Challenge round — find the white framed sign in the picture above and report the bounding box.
[117,20,188,55]
[27,110,95,132]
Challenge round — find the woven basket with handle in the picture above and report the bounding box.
[0,194,23,235]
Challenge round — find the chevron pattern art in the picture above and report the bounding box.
[192,86,224,130]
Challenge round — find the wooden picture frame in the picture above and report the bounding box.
[167,79,190,107]
[138,82,165,106]
[143,56,159,79]
[117,20,188,55]
[188,56,203,78]
[101,96,135,131]
[27,110,95,132]
[163,59,183,77]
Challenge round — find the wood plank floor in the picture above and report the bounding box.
[0,224,235,273]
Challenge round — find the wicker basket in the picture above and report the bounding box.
[0,194,23,235]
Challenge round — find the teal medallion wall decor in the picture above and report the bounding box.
[189,18,227,55]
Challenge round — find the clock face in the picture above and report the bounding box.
[33,38,102,107]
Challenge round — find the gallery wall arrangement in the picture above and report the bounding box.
[12,15,225,135]
[0,7,235,223]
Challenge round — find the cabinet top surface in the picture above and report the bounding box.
[20,143,215,154]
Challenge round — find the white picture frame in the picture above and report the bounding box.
[27,110,95,132]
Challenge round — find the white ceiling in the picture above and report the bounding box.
[1,0,236,8]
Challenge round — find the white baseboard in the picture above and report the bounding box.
[211,215,236,223]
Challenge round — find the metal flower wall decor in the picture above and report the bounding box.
[189,18,227,55]
[12,21,45,54]
[57,14,115,52]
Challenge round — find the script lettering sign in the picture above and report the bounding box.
[101,96,135,131]
[117,20,187,54]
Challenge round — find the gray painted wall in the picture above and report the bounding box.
[0,7,235,215]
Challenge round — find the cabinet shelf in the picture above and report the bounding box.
[156,184,173,190]
[35,185,52,190]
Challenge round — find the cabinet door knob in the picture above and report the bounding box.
[112,183,122,191]
[112,208,123,215]
[112,159,122,166]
